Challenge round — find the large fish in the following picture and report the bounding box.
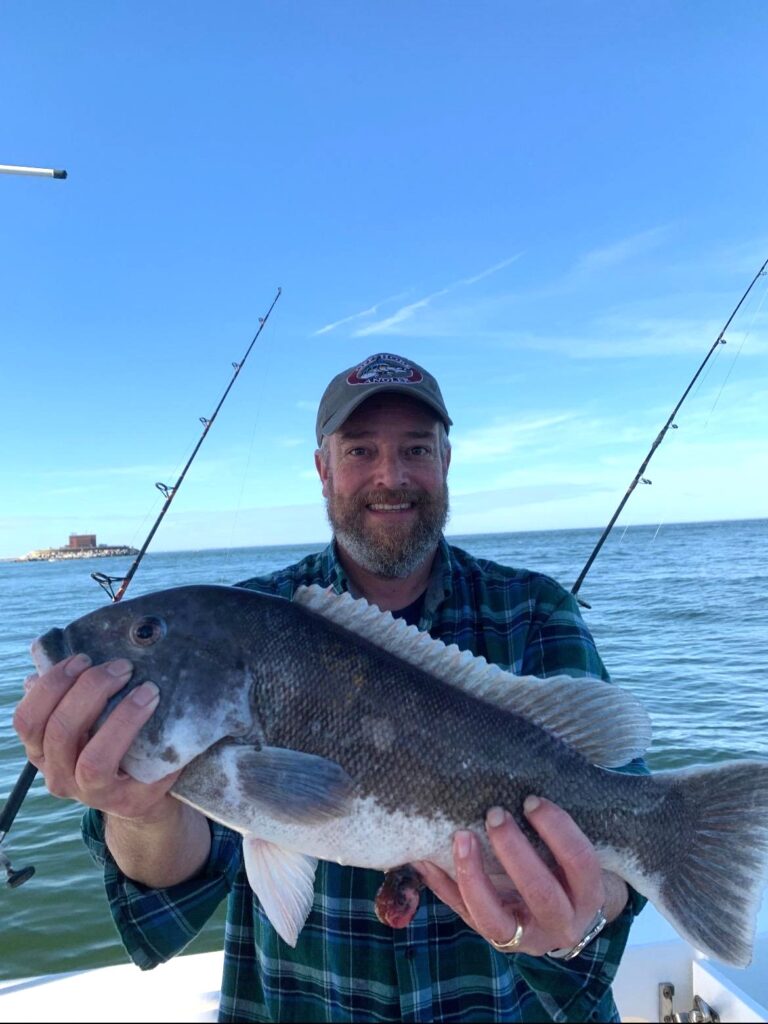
[31,584,768,966]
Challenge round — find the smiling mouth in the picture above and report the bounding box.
[367,502,414,512]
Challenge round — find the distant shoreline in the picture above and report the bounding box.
[3,516,765,564]
[12,545,139,564]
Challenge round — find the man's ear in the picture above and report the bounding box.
[315,448,330,497]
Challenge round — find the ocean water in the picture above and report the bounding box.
[0,519,766,980]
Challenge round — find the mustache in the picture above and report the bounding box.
[354,489,433,508]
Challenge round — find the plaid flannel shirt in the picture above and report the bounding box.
[83,538,646,1022]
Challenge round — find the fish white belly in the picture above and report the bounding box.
[177,786,462,875]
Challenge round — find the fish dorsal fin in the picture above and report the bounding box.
[294,585,651,767]
[243,837,318,947]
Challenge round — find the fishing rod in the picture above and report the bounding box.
[92,285,282,602]
[0,287,282,886]
[0,157,69,884]
[0,163,67,179]
[571,256,768,600]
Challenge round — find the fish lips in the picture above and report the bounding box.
[31,627,70,675]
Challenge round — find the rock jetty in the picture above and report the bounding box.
[18,544,139,562]
[16,534,139,563]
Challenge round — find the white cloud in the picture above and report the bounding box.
[355,292,443,337]
[451,413,577,463]
[450,482,608,511]
[670,237,768,279]
[498,316,768,360]
[455,255,526,287]
[313,291,411,335]
[571,226,672,275]
[40,462,177,480]
[353,254,523,337]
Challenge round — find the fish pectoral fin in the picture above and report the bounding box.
[243,837,318,947]
[235,745,355,824]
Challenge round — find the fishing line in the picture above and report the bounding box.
[0,287,282,887]
[124,455,188,556]
[643,268,768,548]
[571,257,768,600]
[681,280,763,422]
[703,275,768,426]
[223,338,279,576]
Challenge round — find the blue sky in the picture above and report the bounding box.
[2,1,767,559]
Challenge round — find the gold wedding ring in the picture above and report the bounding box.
[489,916,524,953]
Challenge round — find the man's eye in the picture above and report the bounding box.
[410,446,431,456]
[347,447,368,457]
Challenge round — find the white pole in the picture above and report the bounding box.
[0,163,67,179]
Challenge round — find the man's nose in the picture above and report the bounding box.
[373,450,408,489]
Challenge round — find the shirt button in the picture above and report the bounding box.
[405,946,417,960]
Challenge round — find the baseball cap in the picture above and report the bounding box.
[315,352,453,446]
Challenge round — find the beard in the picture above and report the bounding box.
[325,481,450,579]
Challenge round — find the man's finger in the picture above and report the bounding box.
[41,660,135,783]
[23,673,39,694]
[13,654,93,757]
[75,682,161,791]
[412,860,468,919]
[521,797,604,917]
[451,830,531,949]
[484,806,574,937]
[96,768,183,822]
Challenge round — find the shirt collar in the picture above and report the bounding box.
[320,535,454,621]
[422,536,454,622]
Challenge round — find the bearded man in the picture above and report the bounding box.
[315,353,452,617]
[16,352,644,1023]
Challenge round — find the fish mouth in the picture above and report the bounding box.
[30,628,70,675]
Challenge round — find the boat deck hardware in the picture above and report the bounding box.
[660,981,720,1023]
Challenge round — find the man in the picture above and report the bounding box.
[14,352,643,1022]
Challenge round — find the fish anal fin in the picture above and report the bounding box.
[243,837,318,947]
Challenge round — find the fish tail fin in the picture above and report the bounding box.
[648,760,768,966]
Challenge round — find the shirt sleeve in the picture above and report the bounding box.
[520,584,611,681]
[511,904,633,1022]
[511,583,649,1020]
[81,808,242,970]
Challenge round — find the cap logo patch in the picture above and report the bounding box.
[347,353,423,387]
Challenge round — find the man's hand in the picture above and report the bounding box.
[13,653,178,821]
[13,653,211,887]
[414,797,628,957]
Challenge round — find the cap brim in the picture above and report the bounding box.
[317,384,452,445]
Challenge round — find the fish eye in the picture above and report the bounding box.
[130,616,166,646]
